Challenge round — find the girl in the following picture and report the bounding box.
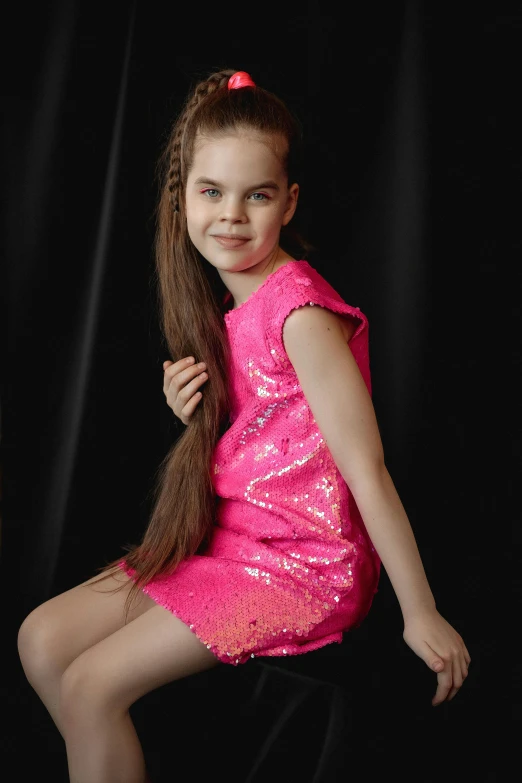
[17,69,470,783]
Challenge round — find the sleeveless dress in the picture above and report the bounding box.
[119,259,381,665]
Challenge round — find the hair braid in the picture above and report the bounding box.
[83,66,312,617]
[167,69,236,212]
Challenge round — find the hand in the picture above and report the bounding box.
[402,608,471,706]
[163,357,209,425]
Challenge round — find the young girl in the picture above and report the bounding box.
[17,68,470,783]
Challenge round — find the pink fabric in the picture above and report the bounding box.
[120,260,380,665]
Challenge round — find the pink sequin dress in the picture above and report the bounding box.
[120,259,381,665]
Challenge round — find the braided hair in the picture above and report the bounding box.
[88,69,309,622]
[166,70,236,213]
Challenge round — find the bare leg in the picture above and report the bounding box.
[64,704,147,783]
[59,603,221,783]
[17,566,156,738]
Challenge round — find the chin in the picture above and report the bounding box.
[205,251,254,270]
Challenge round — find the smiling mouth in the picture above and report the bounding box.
[211,234,250,240]
[211,235,250,248]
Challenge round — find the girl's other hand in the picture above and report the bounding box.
[162,357,208,426]
[402,608,471,706]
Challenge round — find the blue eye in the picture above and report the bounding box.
[201,189,220,198]
[250,192,269,201]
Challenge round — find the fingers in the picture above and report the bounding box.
[432,647,470,706]
[176,366,208,404]
[162,356,197,396]
[162,356,209,422]
[432,659,452,706]
[447,653,464,702]
[448,653,471,701]
[179,389,204,423]
[446,636,470,702]
[404,615,471,708]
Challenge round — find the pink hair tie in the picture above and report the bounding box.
[228,71,256,90]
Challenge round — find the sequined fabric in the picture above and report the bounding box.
[120,260,380,665]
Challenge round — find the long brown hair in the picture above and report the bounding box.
[87,68,311,622]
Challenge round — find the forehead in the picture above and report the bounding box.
[190,131,287,180]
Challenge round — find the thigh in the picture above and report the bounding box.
[18,565,157,678]
[61,604,223,715]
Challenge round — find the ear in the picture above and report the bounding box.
[282,182,299,226]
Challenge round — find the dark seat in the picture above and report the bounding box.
[136,628,383,783]
[232,633,359,783]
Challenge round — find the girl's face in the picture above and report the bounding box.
[185,131,299,275]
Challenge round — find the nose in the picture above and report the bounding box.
[219,197,247,223]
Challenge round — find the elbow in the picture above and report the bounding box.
[341,455,387,493]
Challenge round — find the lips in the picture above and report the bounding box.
[212,234,250,249]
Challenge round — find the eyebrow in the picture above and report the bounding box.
[193,177,280,191]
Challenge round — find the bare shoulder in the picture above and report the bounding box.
[283,304,357,346]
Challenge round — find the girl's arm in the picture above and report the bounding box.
[339,462,437,618]
[283,305,433,618]
[283,304,470,704]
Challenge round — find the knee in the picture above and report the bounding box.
[17,606,62,685]
[59,657,108,721]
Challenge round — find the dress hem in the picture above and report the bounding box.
[118,559,345,666]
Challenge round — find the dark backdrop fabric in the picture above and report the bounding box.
[1,1,516,780]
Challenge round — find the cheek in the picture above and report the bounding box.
[259,203,287,234]
[186,201,208,232]
[186,212,205,250]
